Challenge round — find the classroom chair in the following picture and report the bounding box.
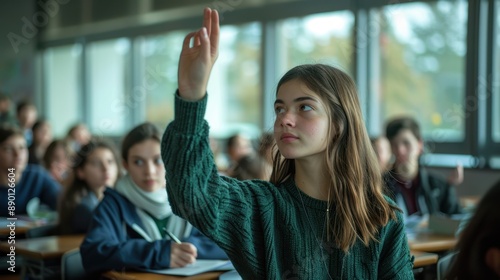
[437,251,458,280]
[61,248,88,280]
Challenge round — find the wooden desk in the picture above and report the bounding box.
[0,219,36,237]
[411,250,439,268]
[102,270,225,280]
[0,235,84,280]
[408,232,457,252]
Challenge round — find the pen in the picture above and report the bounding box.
[164,228,182,244]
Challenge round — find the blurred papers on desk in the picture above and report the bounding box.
[140,260,233,276]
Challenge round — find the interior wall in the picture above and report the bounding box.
[428,167,500,198]
[0,1,36,103]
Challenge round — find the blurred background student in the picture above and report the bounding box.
[371,136,392,174]
[80,123,227,274]
[43,139,74,186]
[447,180,500,279]
[0,125,61,217]
[65,123,92,153]
[28,119,53,165]
[230,154,271,181]
[15,100,38,147]
[58,140,121,234]
[383,116,462,218]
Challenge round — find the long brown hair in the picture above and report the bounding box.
[270,64,397,252]
[447,181,500,279]
[58,140,121,234]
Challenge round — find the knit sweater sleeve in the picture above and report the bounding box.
[378,210,415,280]
[161,92,272,277]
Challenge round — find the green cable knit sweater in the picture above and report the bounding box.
[161,93,414,279]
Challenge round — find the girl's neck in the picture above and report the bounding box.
[294,157,330,201]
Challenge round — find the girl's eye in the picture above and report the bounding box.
[274,107,285,114]
[134,159,144,166]
[300,104,313,111]
[154,158,163,165]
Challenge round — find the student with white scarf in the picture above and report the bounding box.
[80,123,227,274]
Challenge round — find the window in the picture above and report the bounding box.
[277,11,355,76]
[493,2,500,142]
[142,31,186,129]
[43,44,81,137]
[87,38,131,136]
[208,23,262,138]
[374,1,468,144]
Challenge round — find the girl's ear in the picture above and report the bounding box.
[485,247,500,277]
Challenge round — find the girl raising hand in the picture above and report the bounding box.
[162,8,414,279]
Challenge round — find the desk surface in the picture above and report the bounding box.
[102,271,225,280]
[408,231,457,252]
[0,235,84,260]
[411,250,439,268]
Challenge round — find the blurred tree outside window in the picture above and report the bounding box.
[277,11,355,77]
[376,1,467,145]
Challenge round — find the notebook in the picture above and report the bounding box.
[141,260,234,276]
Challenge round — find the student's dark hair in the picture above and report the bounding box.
[121,122,161,161]
[0,125,24,144]
[0,92,10,102]
[43,139,73,169]
[226,133,244,151]
[16,99,35,115]
[58,139,121,234]
[270,64,397,252]
[385,116,422,142]
[231,154,270,180]
[447,181,500,279]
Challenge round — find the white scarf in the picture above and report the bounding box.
[115,174,192,241]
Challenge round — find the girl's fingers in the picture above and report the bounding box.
[203,7,212,37]
[182,31,197,50]
[209,9,220,58]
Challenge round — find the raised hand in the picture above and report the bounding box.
[178,8,220,101]
[170,242,198,268]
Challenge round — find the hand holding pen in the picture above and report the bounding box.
[164,228,198,268]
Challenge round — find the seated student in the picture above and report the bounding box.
[230,154,271,181]
[80,123,227,274]
[58,140,120,234]
[28,119,53,165]
[447,180,500,279]
[370,136,392,173]
[65,123,91,153]
[0,125,61,217]
[42,139,73,186]
[15,100,38,147]
[384,116,462,217]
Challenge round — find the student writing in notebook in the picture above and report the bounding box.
[80,123,226,274]
[161,8,413,279]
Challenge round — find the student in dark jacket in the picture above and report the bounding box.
[58,140,121,234]
[383,116,462,217]
[80,123,227,274]
[0,125,61,217]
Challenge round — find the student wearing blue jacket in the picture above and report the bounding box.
[80,122,227,274]
[0,125,61,217]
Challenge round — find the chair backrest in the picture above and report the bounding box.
[437,251,458,280]
[61,248,87,280]
[25,224,58,238]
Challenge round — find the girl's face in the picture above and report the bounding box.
[34,123,52,146]
[273,79,330,160]
[77,147,118,192]
[123,139,165,193]
[0,135,28,173]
